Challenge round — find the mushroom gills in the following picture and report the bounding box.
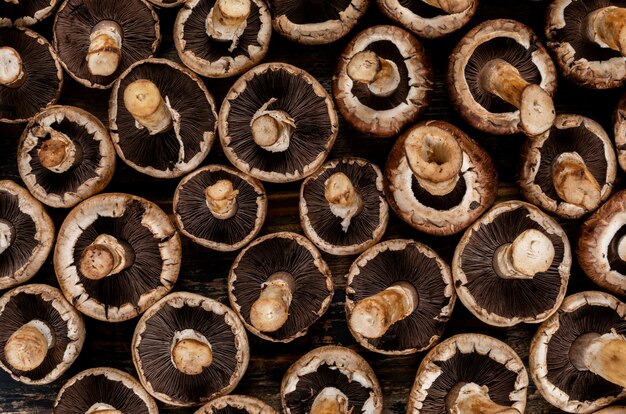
[86,21,123,77]
[445,382,520,414]
[205,179,240,220]
[250,271,294,333]
[324,172,363,232]
[4,320,53,372]
[206,0,252,52]
[551,151,602,211]
[250,98,296,152]
[35,127,83,174]
[124,79,177,135]
[347,50,401,98]
[493,229,555,280]
[585,6,626,56]
[0,46,25,88]
[79,234,135,281]
[171,329,213,376]
[421,0,471,14]
[85,403,123,414]
[0,219,15,255]
[569,330,626,388]
[310,387,349,414]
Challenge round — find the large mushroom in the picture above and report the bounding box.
[195,395,278,414]
[385,120,498,236]
[448,19,557,136]
[332,25,433,138]
[54,193,181,322]
[345,239,455,355]
[0,0,59,27]
[614,91,626,172]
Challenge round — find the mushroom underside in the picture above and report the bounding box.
[607,226,626,274]
[394,0,463,18]
[271,0,352,24]
[409,171,469,210]
[0,191,39,277]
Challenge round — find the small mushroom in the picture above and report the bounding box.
[333,25,433,138]
[54,367,158,414]
[613,91,626,172]
[346,239,455,355]
[220,62,338,183]
[0,284,84,385]
[110,58,218,178]
[385,120,498,236]
[0,0,58,27]
[453,200,571,327]
[448,19,557,136]
[228,232,333,342]
[520,114,616,219]
[54,193,181,322]
[194,395,278,414]
[175,0,272,78]
[407,333,528,414]
[132,291,249,407]
[0,27,63,123]
[530,291,626,413]
[147,0,185,7]
[281,345,383,414]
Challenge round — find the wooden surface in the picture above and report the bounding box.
[1,1,625,413]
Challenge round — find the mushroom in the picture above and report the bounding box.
[332,25,433,138]
[17,105,116,209]
[174,0,272,78]
[54,367,158,414]
[614,91,626,172]
[0,0,58,27]
[54,193,181,322]
[448,19,557,136]
[0,180,54,290]
[407,333,528,414]
[595,407,626,414]
[147,0,185,7]
[173,164,267,252]
[281,345,383,414]
[452,200,571,327]
[0,284,84,385]
[132,291,249,407]
[0,27,63,124]
[53,0,160,89]
[110,58,218,179]
[195,395,279,414]
[520,114,616,219]
[385,120,498,236]
[530,291,626,413]
[228,232,333,342]
[299,157,388,256]
[270,0,369,45]
[219,62,338,183]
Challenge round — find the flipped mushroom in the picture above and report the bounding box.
[614,91,626,172]
[385,120,498,236]
[18,105,116,209]
[281,345,383,414]
[407,333,528,414]
[54,193,181,322]
[333,25,433,138]
[520,114,616,219]
[346,239,455,355]
[195,395,278,414]
[220,62,338,183]
[0,284,84,385]
[229,232,333,342]
[530,291,626,413]
[448,19,557,136]
[0,0,58,27]
[453,200,571,327]
[132,291,249,407]
[110,58,218,178]
[54,367,158,414]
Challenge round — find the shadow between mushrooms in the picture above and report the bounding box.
[0,0,59,27]
[194,395,279,414]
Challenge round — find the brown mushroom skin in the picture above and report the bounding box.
[194,395,279,414]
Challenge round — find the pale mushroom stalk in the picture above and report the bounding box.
[324,172,363,232]
[421,0,472,14]
[346,50,401,98]
[36,129,81,174]
[206,0,252,52]
[79,234,135,281]
[310,387,349,414]
[124,79,173,135]
[86,21,123,77]
[569,330,626,388]
[0,220,14,255]
[585,6,626,56]
[171,329,213,376]
[205,179,239,220]
[249,271,294,333]
[0,47,25,88]
[493,229,555,280]
[86,403,123,414]
[4,320,53,372]
[445,382,520,414]
[552,152,602,211]
[251,98,295,153]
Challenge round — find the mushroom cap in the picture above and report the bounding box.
[54,192,181,322]
[0,284,85,385]
[132,291,249,407]
[385,120,498,236]
[452,200,571,327]
[194,395,279,414]
[281,345,383,414]
[530,291,626,413]
[174,0,272,78]
[447,19,557,135]
[53,0,161,89]
[17,105,116,209]
[270,0,369,45]
[520,114,616,219]
[219,62,338,183]
[0,0,59,27]
[109,58,217,179]
[345,239,455,355]
[299,157,388,256]
[173,164,267,252]
[407,333,528,414]
[595,407,626,414]
[147,0,185,7]
[0,27,63,124]
[54,367,158,414]
[228,232,333,342]
[332,25,433,138]
[614,91,626,172]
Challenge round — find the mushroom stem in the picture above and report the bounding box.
[552,152,602,211]
[4,320,53,372]
[250,271,294,333]
[479,58,555,136]
[324,172,363,232]
[310,387,349,414]
[4,0,20,4]
[569,330,626,388]
[493,229,555,280]
[206,0,251,50]
[445,382,520,414]
[0,46,25,88]
[421,0,471,14]
[171,329,213,376]
[79,234,135,281]
[346,50,401,98]
[123,79,173,135]
[585,6,626,56]
[86,20,123,77]
[205,179,239,220]
[0,219,15,255]
[349,282,418,339]
[250,98,295,153]
[86,403,123,414]
[37,129,82,174]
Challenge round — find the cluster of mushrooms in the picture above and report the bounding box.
[3,0,626,413]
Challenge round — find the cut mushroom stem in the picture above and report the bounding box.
[569,330,626,388]
[79,234,135,281]
[123,79,173,135]
[86,20,123,77]
[421,0,472,14]
[552,152,602,211]
[310,387,349,414]
[494,229,555,280]
[86,403,123,414]
[349,282,418,339]
[445,382,520,414]
[36,129,82,174]
[0,46,25,88]
[585,6,626,56]
[479,58,554,136]
[324,172,363,232]
[250,271,294,333]
[0,219,14,255]
[250,98,295,153]
[206,0,251,50]
[346,50,401,98]
[171,329,213,376]
[4,320,53,372]
[205,179,239,220]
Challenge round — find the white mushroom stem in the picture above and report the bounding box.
[123,79,173,135]
[349,282,418,339]
[206,0,251,51]
[421,0,472,14]
[552,152,602,211]
[0,46,25,88]
[37,129,79,174]
[171,329,213,376]
[86,403,123,414]
[346,50,401,98]
[0,220,14,255]
[479,58,555,136]
[86,20,123,77]
[585,6,626,56]
[324,172,363,232]
[205,179,239,220]
[445,383,520,414]
[250,271,294,333]
[310,387,349,414]
[569,331,626,388]
[494,229,555,280]
[250,98,295,153]
[79,234,134,281]
[4,320,53,372]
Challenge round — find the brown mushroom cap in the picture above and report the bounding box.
[0,284,85,385]
[0,0,58,27]
[333,25,433,138]
[614,91,626,172]
[194,395,279,414]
